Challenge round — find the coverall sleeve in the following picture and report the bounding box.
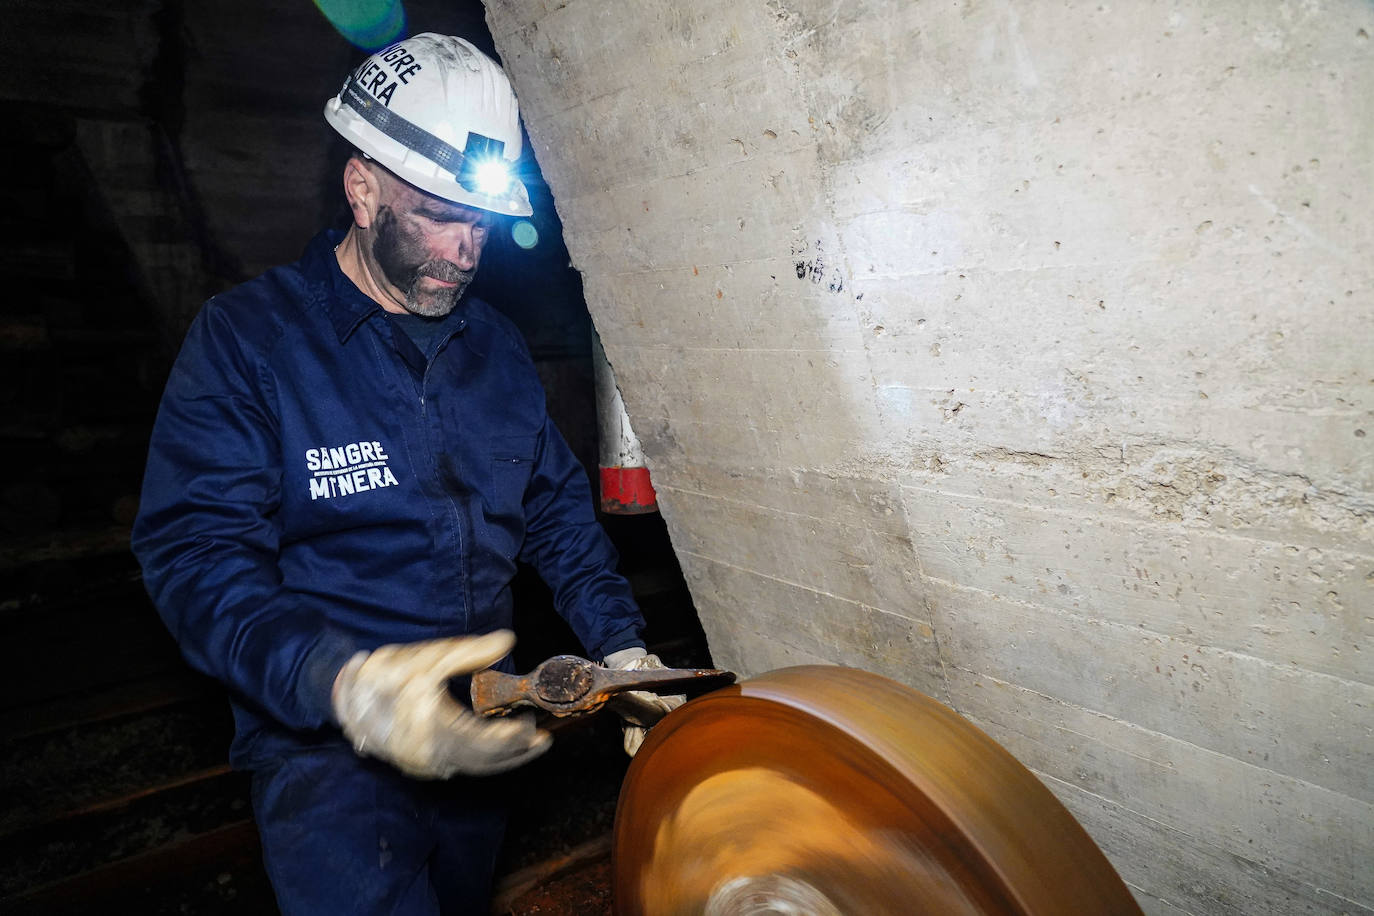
[519,414,646,660]
[131,304,358,730]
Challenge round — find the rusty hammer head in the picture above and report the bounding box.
[470,654,735,718]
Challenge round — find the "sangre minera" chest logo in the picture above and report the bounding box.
[306,440,400,500]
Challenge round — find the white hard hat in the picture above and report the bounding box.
[324,33,532,216]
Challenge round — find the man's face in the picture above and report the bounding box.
[369,173,493,318]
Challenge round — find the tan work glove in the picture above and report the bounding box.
[332,630,551,779]
[603,647,686,756]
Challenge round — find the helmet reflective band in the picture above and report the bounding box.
[324,33,532,216]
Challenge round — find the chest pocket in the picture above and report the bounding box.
[485,434,538,520]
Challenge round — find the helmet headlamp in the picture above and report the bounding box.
[458,134,512,196]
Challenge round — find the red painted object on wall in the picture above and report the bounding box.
[599,466,657,515]
[593,332,658,515]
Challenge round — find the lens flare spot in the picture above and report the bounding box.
[313,0,407,51]
[511,220,539,250]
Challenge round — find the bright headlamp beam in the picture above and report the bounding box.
[471,159,512,195]
[457,132,513,197]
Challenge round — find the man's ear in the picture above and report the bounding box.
[342,156,382,229]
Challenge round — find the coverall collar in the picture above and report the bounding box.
[305,229,467,347]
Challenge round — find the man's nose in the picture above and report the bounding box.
[439,225,480,270]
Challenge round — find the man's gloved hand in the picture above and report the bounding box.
[603,647,686,756]
[332,630,552,779]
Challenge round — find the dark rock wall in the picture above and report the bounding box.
[2,0,598,463]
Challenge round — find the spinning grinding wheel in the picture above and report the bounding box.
[613,666,1141,915]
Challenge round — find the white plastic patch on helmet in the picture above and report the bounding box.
[324,33,532,216]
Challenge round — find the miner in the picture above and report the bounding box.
[132,33,676,914]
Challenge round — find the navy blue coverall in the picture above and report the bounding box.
[132,229,645,913]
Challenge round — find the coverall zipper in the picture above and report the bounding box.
[420,340,472,630]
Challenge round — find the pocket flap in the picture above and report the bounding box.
[490,434,537,464]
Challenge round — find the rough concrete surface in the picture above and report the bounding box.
[485,0,1373,911]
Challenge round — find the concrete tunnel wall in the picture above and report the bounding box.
[483,1,1373,913]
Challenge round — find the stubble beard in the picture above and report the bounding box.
[372,207,475,318]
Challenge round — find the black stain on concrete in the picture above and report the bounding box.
[790,239,846,294]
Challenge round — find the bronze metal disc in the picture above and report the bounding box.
[613,665,1141,915]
